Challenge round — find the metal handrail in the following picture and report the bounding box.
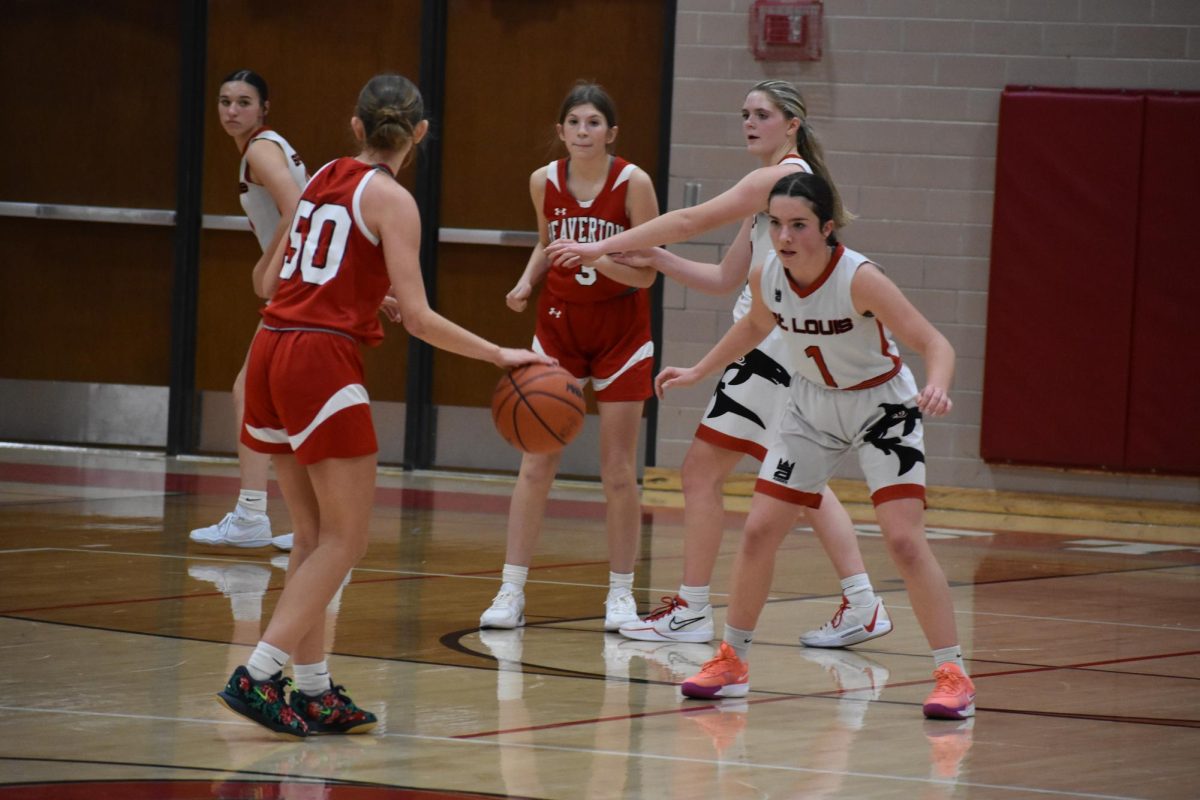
[0,201,536,246]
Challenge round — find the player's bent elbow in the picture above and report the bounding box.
[401,310,432,340]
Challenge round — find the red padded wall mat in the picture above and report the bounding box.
[982,88,1143,469]
[1125,94,1200,475]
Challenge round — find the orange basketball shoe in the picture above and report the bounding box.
[681,642,750,699]
[922,663,976,719]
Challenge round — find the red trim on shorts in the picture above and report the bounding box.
[871,483,926,507]
[754,478,823,508]
[695,424,768,461]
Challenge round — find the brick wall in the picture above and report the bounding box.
[659,0,1200,503]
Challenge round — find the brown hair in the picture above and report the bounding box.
[557,81,618,154]
[355,74,425,165]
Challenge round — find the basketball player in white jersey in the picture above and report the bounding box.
[479,82,659,633]
[547,82,888,652]
[659,172,975,720]
[190,70,307,551]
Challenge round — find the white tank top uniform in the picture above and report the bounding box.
[239,129,308,253]
[754,244,926,509]
[693,156,812,461]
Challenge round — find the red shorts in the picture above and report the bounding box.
[534,289,653,402]
[240,328,377,465]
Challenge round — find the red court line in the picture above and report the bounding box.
[453,647,1200,739]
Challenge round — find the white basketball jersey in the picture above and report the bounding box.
[760,244,912,391]
[732,155,812,322]
[239,129,308,253]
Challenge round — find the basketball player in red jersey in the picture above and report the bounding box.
[190,69,307,551]
[215,74,551,738]
[479,82,660,633]
[547,82,890,654]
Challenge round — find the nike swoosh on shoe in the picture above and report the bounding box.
[668,617,706,631]
[863,605,881,633]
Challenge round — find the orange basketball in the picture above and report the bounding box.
[491,363,586,454]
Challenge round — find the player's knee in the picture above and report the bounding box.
[518,453,559,485]
[681,459,724,499]
[883,530,925,569]
[741,519,783,556]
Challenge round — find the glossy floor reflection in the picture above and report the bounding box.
[0,444,1198,799]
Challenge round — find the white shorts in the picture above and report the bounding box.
[693,327,793,461]
[755,366,926,508]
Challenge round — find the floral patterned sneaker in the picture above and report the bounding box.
[216,666,308,739]
[289,683,378,735]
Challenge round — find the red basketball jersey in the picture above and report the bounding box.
[543,156,639,303]
[263,158,393,346]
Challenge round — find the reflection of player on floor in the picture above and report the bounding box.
[545,81,890,650]
[188,561,271,645]
[190,69,306,551]
[214,73,550,739]
[479,82,659,634]
[656,173,975,720]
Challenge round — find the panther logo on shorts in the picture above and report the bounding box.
[706,349,792,430]
[863,403,924,476]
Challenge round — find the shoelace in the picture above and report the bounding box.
[489,590,519,609]
[607,591,635,610]
[826,594,851,629]
[644,595,684,621]
[698,644,743,678]
[933,666,969,695]
[326,685,361,709]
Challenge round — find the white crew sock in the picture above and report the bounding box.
[723,624,754,662]
[841,573,876,607]
[678,584,710,608]
[500,564,529,590]
[246,641,289,681]
[236,489,267,516]
[932,645,965,673]
[293,660,333,695]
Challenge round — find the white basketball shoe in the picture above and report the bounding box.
[619,595,714,643]
[799,595,892,648]
[188,509,272,548]
[604,587,640,632]
[480,584,526,629]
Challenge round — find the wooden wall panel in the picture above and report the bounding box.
[0,3,179,386]
[0,218,173,384]
[434,0,666,408]
[0,2,180,207]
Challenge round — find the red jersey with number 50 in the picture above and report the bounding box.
[544,156,639,303]
[263,158,393,346]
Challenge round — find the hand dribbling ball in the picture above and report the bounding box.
[491,364,586,453]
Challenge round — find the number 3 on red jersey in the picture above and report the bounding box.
[281,199,351,285]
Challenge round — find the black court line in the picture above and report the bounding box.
[0,756,523,798]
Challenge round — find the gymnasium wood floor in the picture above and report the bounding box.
[0,443,1197,799]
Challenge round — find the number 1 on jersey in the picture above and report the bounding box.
[804,345,839,388]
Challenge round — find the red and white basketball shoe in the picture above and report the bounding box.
[799,595,892,648]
